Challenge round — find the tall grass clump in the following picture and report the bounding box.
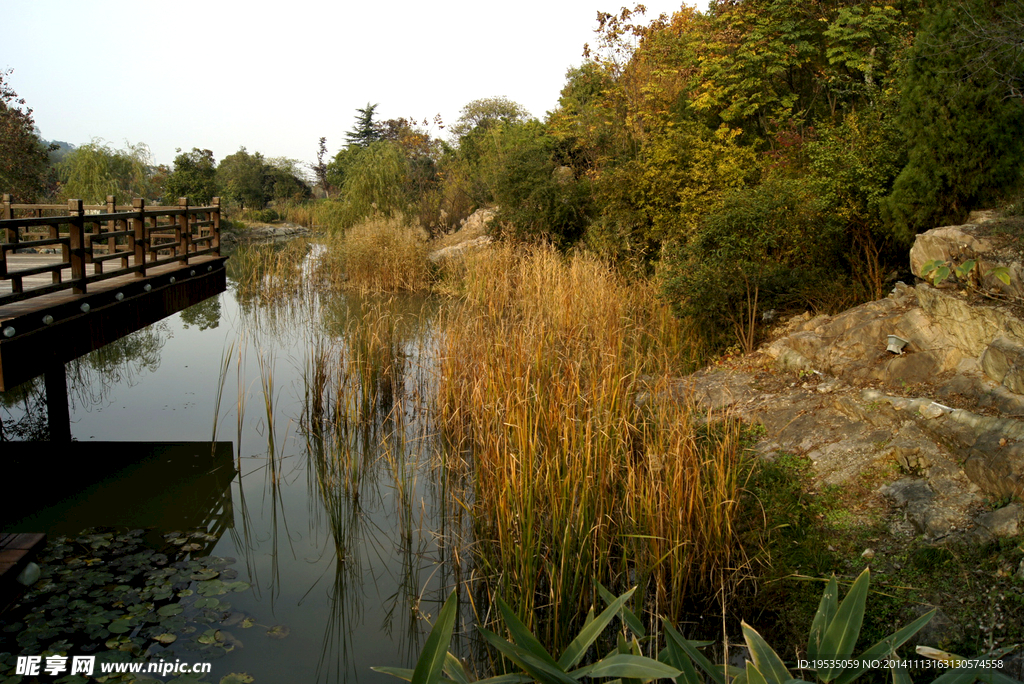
[435,243,744,651]
[276,199,351,233]
[231,238,310,304]
[313,215,430,293]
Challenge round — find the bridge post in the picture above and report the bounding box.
[132,198,146,277]
[43,361,71,442]
[212,197,221,255]
[2,195,12,280]
[68,199,86,295]
[176,198,189,265]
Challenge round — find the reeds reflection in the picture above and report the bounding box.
[213,249,455,682]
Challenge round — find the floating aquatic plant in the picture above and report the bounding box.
[0,529,279,683]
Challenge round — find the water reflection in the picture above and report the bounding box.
[0,324,171,440]
[1,441,236,542]
[2,240,470,683]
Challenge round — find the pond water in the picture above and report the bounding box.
[1,243,469,683]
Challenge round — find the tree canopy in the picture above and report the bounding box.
[164,148,217,205]
[0,69,52,201]
[57,139,155,204]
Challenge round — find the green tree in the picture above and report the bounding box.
[164,148,217,205]
[216,147,266,209]
[57,139,155,203]
[449,96,531,140]
[341,141,409,219]
[0,69,53,201]
[263,157,311,202]
[345,103,381,148]
[886,0,1024,233]
[663,176,841,352]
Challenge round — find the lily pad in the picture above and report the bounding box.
[197,628,223,645]
[197,579,227,596]
[240,617,256,628]
[157,603,183,617]
[108,619,133,634]
[152,633,177,644]
[219,674,255,684]
[191,569,220,581]
[266,624,290,639]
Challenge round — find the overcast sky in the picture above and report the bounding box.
[4,0,699,171]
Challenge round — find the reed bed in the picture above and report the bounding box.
[276,199,352,232]
[231,239,310,305]
[435,243,747,649]
[310,216,430,293]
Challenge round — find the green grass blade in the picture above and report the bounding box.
[834,609,936,684]
[444,653,471,684]
[479,628,577,684]
[664,623,725,684]
[927,669,981,684]
[598,581,646,638]
[659,637,704,684]
[742,621,792,684]
[582,654,683,680]
[746,661,769,684]
[818,569,871,681]
[497,597,559,667]
[474,676,536,684]
[889,662,912,684]
[557,586,637,670]
[411,591,459,684]
[372,667,416,682]
[808,576,839,660]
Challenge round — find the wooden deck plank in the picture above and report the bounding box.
[0,256,227,390]
[0,254,222,322]
[0,531,46,611]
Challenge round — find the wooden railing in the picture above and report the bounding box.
[0,195,221,306]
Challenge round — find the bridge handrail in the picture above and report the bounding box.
[0,195,221,306]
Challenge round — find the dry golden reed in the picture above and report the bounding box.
[435,243,746,649]
[311,215,430,293]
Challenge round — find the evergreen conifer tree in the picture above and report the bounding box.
[886,0,1024,235]
[345,103,381,148]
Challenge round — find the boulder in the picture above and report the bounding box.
[974,503,1023,539]
[982,336,1024,394]
[909,225,995,281]
[909,220,1024,299]
[963,433,1024,499]
[915,284,1024,358]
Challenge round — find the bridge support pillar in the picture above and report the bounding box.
[43,362,70,442]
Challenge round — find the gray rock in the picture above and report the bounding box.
[915,284,1024,358]
[982,336,1024,395]
[964,434,1024,499]
[879,478,935,507]
[882,422,943,475]
[427,235,492,263]
[974,503,1022,538]
[909,606,963,651]
[907,501,959,538]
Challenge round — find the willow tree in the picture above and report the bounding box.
[57,139,155,203]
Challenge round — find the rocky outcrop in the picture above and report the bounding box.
[908,211,1024,300]
[428,207,496,263]
[702,216,1024,541]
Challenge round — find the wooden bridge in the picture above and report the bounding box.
[0,194,228,439]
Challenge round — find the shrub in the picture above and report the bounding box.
[662,176,843,353]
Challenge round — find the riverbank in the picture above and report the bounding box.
[219,220,311,245]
